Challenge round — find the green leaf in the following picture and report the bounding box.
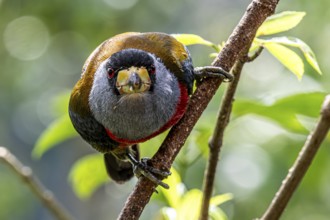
[174,189,231,220]
[304,50,322,75]
[261,37,322,74]
[210,52,219,58]
[33,114,77,158]
[209,207,228,220]
[176,189,202,220]
[210,193,233,206]
[256,11,306,36]
[160,168,184,208]
[159,207,176,220]
[264,42,304,80]
[209,193,232,220]
[171,34,218,51]
[233,92,326,133]
[69,154,108,199]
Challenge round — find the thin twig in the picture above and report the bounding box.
[259,95,330,220]
[246,46,264,62]
[117,0,280,219]
[0,146,73,220]
[199,59,244,220]
[199,46,264,220]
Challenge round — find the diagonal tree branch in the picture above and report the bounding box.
[259,95,330,220]
[117,0,280,219]
[0,146,73,220]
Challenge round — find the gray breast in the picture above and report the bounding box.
[89,59,181,141]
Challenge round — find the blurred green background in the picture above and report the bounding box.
[1,0,330,219]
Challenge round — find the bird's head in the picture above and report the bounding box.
[106,49,156,96]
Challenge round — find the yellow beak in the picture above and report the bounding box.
[116,67,151,94]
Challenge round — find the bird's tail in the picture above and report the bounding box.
[103,144,139,183]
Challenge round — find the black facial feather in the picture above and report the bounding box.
[106,48,154,70]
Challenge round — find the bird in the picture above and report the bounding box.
[69,32,232,188]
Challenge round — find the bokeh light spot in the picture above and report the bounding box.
[3,16,49,61]
[46,31,88,75]
[222,145,271,191]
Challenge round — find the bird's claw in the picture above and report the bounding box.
[132,157,171,189]
[194,66,234,82]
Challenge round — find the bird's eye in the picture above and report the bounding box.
[106,67,116,78]
[148,65,156,74]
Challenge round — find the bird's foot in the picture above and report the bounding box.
[194,66,234,82]
[126,151,171,189]
[133,158,171,189]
